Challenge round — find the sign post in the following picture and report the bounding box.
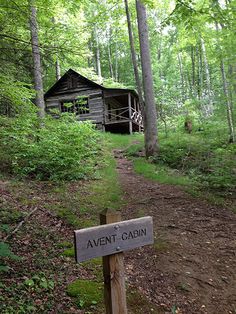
[74,210,153,314]
[100,209,127,314]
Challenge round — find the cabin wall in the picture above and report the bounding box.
[45,74,104,125]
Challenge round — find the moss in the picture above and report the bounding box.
[67,279,103,309]
[57,241,73,248]
[81,257,102,267]
[61,247,75,257]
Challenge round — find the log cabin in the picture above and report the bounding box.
[44,69,143,134]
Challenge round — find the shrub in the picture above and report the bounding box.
[0,111,104,180]
[157,131,236,193]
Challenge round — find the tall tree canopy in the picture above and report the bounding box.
[0,0,235,141]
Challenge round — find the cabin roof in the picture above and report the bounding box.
[44,68,138,98]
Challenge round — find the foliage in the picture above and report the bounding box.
[0,242,21,272]
[156,129,236,193]
[0,75,34,116]
[24,274,54,291]
[0,112,104,180]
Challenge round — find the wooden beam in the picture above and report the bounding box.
[134,97,137,112]
[128,93,133,134]
[100,210,127,314]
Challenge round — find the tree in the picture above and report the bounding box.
[136,0,158,157]
[29,0,45,118]
[124,0,144,115]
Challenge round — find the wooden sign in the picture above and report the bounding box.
[74,216,153,262]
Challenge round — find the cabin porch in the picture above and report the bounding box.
[104,92,143,134]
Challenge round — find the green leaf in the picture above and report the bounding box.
[24,279,34,287]
[0,265,10,272]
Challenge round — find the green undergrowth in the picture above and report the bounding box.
[156,131,236,195]
[88,152,123,211]
[133,158,194,187]
[44,147,124,230]
[112,129,235,203]
[0,112,105,180]
[104,132,144,150]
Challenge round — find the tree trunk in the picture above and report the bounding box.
[200,37,213,116]
[55,59,61,81]
[124,0,145,116]
[221,60,235,142]
[136,0,158,157]
[196,44,202,101]
[191,46,195,90]
[115,39,118,81]
[29,0,45,118]
[177,52,186,103]
[215,22,235,142]
[95,28,102,80]
[107,28,114,79]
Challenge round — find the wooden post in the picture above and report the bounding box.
[134,97,137,112]
[128,93,133,134]
[100,209,128,314]
[136,100,141,132]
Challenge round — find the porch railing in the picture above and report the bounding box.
[105,106,143,126]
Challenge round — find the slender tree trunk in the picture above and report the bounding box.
[95,28,102,79]
[107,28,114,79]
[196,45,202,101]
[115,39,118,81]
[221,60,235,142]
[55,59,61,81]
[124,0,144,116]
[136,0,158,157]
[191,46,195,90]
[200,37,213,116]
[29,0,45,118]
[177,52,185,103]
[215,22,235,142]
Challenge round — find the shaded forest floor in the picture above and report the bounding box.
[116,150,236,314]
[1,143,236,313]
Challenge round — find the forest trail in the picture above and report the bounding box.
[114,150,236,314]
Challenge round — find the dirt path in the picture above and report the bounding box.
[115,151,236,314]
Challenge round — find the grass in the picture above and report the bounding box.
[104,132,144,150]
[133,158,194,186]
[88,152,124,211]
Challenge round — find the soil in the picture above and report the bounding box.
[115,150,236,314]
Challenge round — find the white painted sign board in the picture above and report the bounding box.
[74,216,153,262]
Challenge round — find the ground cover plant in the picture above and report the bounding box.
[0,111,104,180]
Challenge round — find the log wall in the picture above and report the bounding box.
[45,72,104,124]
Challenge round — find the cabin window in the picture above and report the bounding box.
[67,75,77,89]
[61,97,89,115]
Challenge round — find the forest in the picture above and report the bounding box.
[0,0,236,313]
